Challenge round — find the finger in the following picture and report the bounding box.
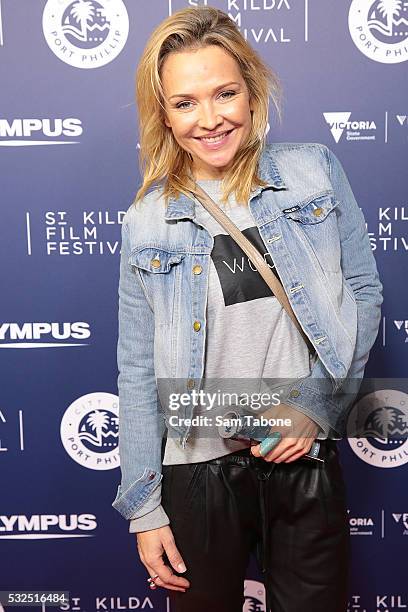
[250,442,262,457]
[273,437,314,463]
[283,448,309,463]
[149,554,190,589]
[144,561,187,593]
[263,438,298,462]
[162,532,188,574]
[136,529,190,589]
[273,445,306,463]
[251,438,286,461]
[282,439,315,463]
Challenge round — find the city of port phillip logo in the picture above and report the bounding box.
[349,0,408,63]
[60,392,119,469]
[42,0,129,69]
[347,389,408,467]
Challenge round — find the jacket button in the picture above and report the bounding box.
[193,320,201,332]
[313,207,323,217]
[148,473,155,481]
[193,265,202,275]
[187,379,195,389]
[151,258,161,268]
[289,389,300,398]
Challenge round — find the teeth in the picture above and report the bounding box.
[201,131,229,143]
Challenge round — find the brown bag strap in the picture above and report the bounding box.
[187,182,316,356]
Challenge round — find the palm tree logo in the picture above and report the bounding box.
[70,0,96,41]
[360,405,408,446]
[42,0,129,69]
[61,0,110,47]
[78,409,118,449]
[368,0,408,39]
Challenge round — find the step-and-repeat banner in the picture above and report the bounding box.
[1,1,407,611]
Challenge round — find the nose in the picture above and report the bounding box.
[197,102,223,131]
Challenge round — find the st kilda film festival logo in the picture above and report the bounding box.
[60,392,119,470]
[349,0,408,63]
[42,0,129,69]
[347,389,408,468]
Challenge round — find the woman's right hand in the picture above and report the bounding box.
[136,525,191,592]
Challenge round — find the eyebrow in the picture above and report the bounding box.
[168,81,241,101]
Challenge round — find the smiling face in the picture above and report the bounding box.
[161,45,254,180]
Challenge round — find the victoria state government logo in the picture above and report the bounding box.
[347,389,408,467]
[60,392,119,470]
[42,0,129,69]
[349,0,408,63]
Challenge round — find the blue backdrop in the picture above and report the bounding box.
[1,1,407,611]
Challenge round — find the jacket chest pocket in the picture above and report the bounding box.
[283,193,341,274]
[129,247,185,273]
[129,246,186,324]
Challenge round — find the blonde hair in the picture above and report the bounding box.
[134,6,283,207]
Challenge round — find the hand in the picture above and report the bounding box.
[250,402,321,463]
[136,525,190,592]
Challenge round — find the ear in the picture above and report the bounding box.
[164,114,171,128]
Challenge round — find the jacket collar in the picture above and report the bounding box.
[164,144,287,221]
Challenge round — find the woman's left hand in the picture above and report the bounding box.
[250,402,321,463]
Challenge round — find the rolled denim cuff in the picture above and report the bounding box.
[280,380,347,438]
[112,466,163,520]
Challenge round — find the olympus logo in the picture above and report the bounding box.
[0,118,82,146]
[0,322,91,348]
[0,514,97,539]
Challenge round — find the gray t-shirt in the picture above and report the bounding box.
[163,178,320,465]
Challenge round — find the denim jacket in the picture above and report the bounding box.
[111,142,383,530]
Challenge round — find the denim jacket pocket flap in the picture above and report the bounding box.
[112,467,163,520]
[129,247,185,274]
[284,192,338,224]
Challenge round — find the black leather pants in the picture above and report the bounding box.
[161,440,351,612]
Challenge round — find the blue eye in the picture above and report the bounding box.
[220,91,236,99]
[175,90,236,110]
[176,101,192,110]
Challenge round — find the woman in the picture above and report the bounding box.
[112,6,383,612]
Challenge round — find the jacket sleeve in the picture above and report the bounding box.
[111,214,169,527]
[282,145,383,437]
[129,505,170,533]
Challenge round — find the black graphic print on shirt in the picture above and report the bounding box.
[211,226,282,306]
